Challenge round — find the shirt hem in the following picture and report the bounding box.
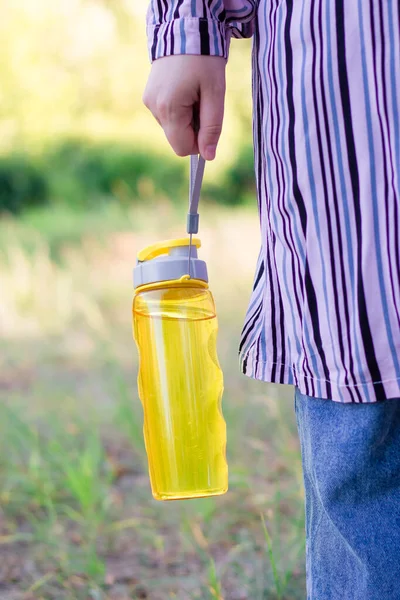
[239,349,400,404]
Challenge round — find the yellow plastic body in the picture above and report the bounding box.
[133,278,228,501]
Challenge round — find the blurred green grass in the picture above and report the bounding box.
[0,140,256,216]
[0,205,305,600]
[0,1,305,598]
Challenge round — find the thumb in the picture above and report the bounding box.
[198,83,225,161]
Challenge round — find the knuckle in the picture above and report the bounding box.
[168,136,192,158]
[175,140,195,157]
[175,148,189,157]
[156,96,172,121]
[205,123,222,134]
[171,138,190,157]
[203,123,223,139]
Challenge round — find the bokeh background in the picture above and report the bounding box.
[0,2,305,598]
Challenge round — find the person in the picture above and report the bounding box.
[142,1,400,598]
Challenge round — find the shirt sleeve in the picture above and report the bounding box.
[146,0,256,63]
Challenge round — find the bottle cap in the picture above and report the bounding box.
[133,238,208,289]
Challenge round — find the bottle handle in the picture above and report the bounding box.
[187,154,206,279]
[187,154,205,235]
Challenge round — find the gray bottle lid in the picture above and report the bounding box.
[133,237,208,289]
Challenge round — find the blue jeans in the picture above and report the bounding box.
[294,389,400,600]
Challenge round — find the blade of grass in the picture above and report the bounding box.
[260,512,282,599]
[207,556,224,600]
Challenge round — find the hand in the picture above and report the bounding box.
[143,55,226,161]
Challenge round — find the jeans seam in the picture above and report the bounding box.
[308,466,367,571]
[307,510,323,600]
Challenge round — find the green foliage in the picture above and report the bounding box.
[224,144,256,204]
[0,1,254,216]
[261,510,306,600]
[0,140,187,214]
[0,403,110,584]
[0,154,48,214]
[0,140,257,215]
[204,144,256,206]
[46,139,186,207]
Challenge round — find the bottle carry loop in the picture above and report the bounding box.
[187,154,206,277]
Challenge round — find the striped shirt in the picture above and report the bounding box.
[146,1,400,403]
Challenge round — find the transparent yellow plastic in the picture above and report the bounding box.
[133,280,228,501]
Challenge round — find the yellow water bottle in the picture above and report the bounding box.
[132,156,228,501]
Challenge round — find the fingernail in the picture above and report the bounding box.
[205,145,217,161]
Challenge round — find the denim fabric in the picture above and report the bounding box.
[294,388,400,600]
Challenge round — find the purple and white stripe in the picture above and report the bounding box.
[147,0,400,403]
[146,0,256,61]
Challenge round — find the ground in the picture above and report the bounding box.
[0,206,306,599]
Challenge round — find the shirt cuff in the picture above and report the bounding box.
[147,17,231,63]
